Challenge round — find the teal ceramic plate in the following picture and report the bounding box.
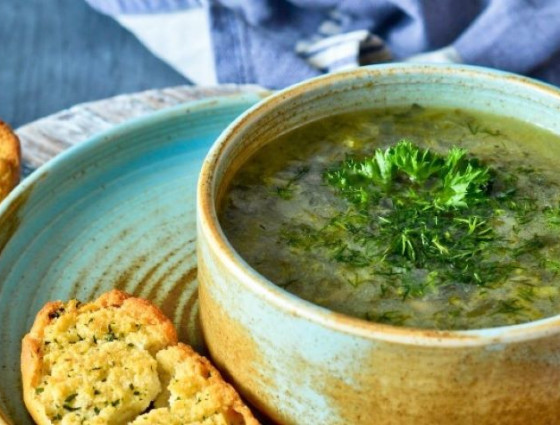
[0,93,265,425]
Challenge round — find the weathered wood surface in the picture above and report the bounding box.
[15,85,265,176]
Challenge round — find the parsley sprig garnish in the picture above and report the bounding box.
[325,140,490,210]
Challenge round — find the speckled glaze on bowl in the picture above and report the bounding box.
[197,64,560,425]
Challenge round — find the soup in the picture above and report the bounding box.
[219,105,560,330]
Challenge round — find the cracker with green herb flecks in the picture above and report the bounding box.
[21,290,259,425]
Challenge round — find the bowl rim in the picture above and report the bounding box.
[197,63,560,347]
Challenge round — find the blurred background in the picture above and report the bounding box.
[3,0,559,129]
[0,0,189,128]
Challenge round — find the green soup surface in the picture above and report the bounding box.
[219,105,560,330]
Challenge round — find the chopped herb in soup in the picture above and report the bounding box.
[219,105,560,330]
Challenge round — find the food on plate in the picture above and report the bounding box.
[0,120,21,202]
[220,105,560,330]
[21,290,259,425]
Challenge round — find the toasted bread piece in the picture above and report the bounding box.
[130,344,259,425]
[21,290,259,425]
[0,120,20,201]
[21,290,178,425]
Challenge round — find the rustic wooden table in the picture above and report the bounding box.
[15,85,264,176]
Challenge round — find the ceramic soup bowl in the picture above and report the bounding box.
[196,64,560,425]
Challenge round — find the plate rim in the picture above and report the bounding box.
[0,91,269,218]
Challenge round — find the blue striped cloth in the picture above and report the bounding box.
[85,0,560,89]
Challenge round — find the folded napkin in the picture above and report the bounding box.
[85,0,560,88]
